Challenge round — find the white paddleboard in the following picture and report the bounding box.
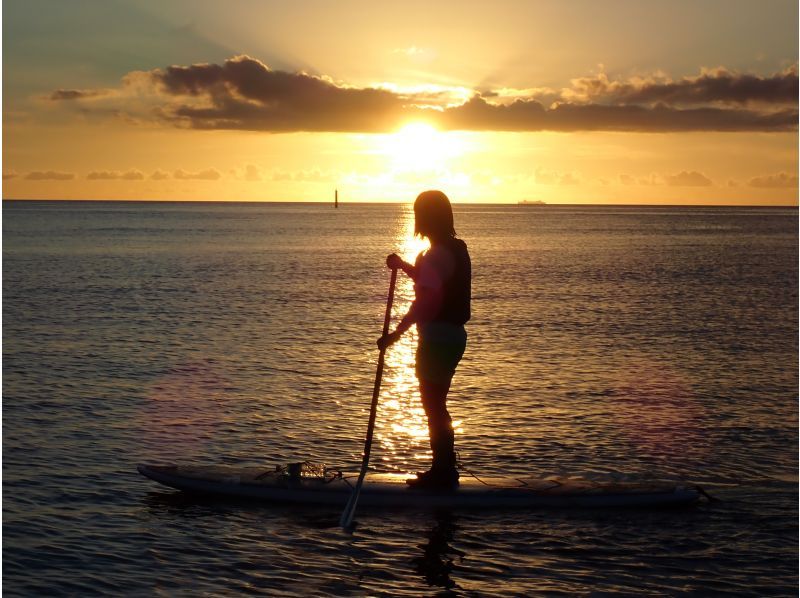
[138,464,703,509]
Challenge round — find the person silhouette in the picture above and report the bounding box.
[378,190,471,489]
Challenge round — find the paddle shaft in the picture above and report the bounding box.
[340,267,398,528]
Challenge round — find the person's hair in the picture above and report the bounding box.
[414,190,456,240]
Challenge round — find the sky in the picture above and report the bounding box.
[2,0,798,204]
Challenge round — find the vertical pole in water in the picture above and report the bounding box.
[339,267,397,529]
[335,188,338,208]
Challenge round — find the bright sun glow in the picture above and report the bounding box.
[379,122,466,172]
[401,212,430,263]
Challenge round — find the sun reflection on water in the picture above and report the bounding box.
[376,207,436,472]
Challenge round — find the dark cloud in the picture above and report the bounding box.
[52,56,798,133]
[439,96,546,130]
[150,170,170,180]
[664,171,713,187]
[747,172,799,188]
[153,55,404,132]
[24,171,75,180]
[570,67,798,107]
[49,89,109,101]
[174,168,222,180]
[439,96,795,132]
[87,170,145,180]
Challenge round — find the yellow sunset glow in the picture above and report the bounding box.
[2,2,796,204]
[379,122,469,173]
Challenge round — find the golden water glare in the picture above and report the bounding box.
[376,207,463,471]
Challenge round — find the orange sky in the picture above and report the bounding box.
[3,0,798,204]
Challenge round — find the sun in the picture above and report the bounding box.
[379,122,465,172]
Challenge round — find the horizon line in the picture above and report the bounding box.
[3,198,797,208]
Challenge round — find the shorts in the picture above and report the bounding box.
[415,322,467,385]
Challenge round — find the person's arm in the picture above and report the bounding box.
[386,253,416,280]
[378,251,447,350]
[397,284,442,331]
[377,285,442,350]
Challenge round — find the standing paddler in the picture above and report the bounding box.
[378,190,472,489]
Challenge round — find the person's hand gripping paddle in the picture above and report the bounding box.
[339,266,398,529]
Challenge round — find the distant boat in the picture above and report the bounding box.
[518,200,546,206]
[334,189,339,209]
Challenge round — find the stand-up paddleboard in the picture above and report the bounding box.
[138,463,703,508]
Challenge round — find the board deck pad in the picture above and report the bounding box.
[138,464,702,509]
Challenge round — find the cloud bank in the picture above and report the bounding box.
[561,67,798,107]
[25,171,75,180]
[174,168,222,180]
[87,170,145,180]
[535,167,580,185]
[664,171,714,187]
[49,56,798,133]
[50,89,111,101]
[747,172,799,188]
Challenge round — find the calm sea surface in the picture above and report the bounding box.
[3,201,798,596]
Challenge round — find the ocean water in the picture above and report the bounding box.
[3,200,798,596]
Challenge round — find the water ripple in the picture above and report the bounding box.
[3,202,797,596]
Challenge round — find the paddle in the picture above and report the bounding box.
[340,266,398,529]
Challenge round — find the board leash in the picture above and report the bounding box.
[455,450,494,487]
[694,485,721,502]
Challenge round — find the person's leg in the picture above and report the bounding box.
[419,378,457,475]
[410,329,466,487]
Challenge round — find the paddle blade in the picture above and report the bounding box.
[339,488,359,529]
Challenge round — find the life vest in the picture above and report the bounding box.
[416,237,471,326]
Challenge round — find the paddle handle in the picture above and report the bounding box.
[340,267,398,528]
